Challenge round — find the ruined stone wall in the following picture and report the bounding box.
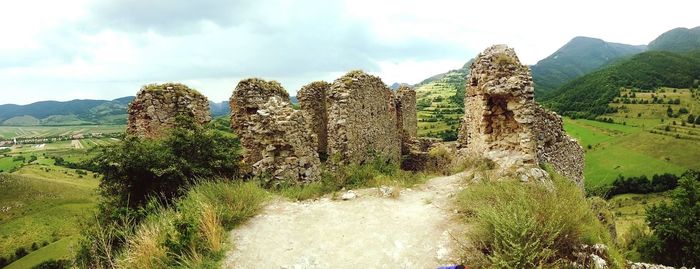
[327,71,401,164]
[395,85,417,154]
[230,79,320,184]
[127,83,211,138]
[532,106,585,186]
[297,81,331,159]
[457,45,584,185]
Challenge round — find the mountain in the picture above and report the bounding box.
[0,98,133,125]
[542,50,700,118]
[209,101,230,117]
[531,36,646,95]
[648,26,700,53]
[0,97,232,126]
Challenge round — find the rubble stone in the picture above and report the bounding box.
[457,45,584,186]
[395,85,418,154]
[327,70,401,164]
[230,79,320,184]
[297,81,331,159]
[127,83,211,138]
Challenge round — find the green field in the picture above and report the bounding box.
[562,88,700,186]
[0,135,115,267]
[415,73,464,138]
[0,125,124,139]
[564,118,700,186]
[608,192,670,240]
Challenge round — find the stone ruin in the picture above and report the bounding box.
[230,71,417,183]
[229,79,321,185]
[395,85,418,154]
[326,71,401,164]
[127,83,211,138]
[457,45,584,186]
[297,81,331,159]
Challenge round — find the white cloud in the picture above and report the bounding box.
[1,0,699,104]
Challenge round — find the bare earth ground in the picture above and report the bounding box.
[224,172,471,269]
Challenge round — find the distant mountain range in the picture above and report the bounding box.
[0,97,231,126]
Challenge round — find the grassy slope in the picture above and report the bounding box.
[564,117,700,186]
[0,136,113,267]
[608,192,670,241]
[415,70,466,137]
[0,166,98,259]
[562,87,700,186]
[4,237,79,269]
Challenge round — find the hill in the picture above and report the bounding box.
[414,60,471,139]
[0,98,231,126]
[543,50,700,118]
[648,26,700,53]
[531,36,646,95]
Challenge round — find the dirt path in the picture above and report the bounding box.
[224,172,471,269]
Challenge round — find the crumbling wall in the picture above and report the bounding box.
[127,83,211,138]
[327,70,401,164]
[230,79,320,184]
[395,85,417,154]
[532,106,585,186]
[457,45,584,185]
[297,81,331,159]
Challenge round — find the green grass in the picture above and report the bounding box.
[564,104,700,186]
[456,170,623,267]
[608,192,671,242]
[0,165,99,262]
[4,237,78,269]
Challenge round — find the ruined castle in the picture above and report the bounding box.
[126,45,584,187]
[126,83,211,138]
[457,45,584,186]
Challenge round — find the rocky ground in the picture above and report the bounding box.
[223,173,471,269]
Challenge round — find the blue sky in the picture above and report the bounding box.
[1,0,698,104]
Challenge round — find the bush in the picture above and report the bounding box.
[456,172,622,268]
[14,247,28,259]
[91,117,242,214]
[0,256,8,268]
[638,172,700,267]
[32,259,72,269]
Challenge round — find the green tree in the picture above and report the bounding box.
[91,117,242,214]
[641,172,700,266]
[667,106,674,117]
[689,114,696,124]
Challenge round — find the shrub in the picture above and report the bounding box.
[32,259,72,269]
[0,256,8,268]
[14,247,28,259]
[91,116,242,215]
[456,172,622,268]
[639,173,700,267]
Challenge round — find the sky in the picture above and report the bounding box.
[1,0,699,104]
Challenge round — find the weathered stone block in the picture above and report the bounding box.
[127,83,211,138]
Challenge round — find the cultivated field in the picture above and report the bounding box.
[0,125,125,139]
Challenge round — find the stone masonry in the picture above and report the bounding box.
[457,45,584,186]
[230,79,320,184]
[297,81,331,159]
[230,71,418,184]
[395,85,418,154]
[127,83,211,138]
[326,70,401,164]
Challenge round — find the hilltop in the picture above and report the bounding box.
[648,26,700,53]
[531,36,646,95]
[0,98,230,126]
